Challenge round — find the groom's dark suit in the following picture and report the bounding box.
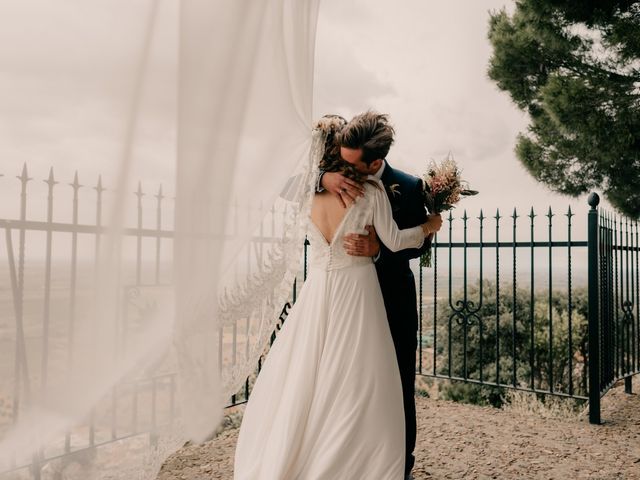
[374,160,432,476]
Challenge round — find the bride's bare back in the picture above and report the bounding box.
[310,178,431,255]
[310,192,355,245]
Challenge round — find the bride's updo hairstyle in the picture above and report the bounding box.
[315,114,346,166]
[314,114,374,186]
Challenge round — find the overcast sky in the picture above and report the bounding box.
[0,0,614,241]
[314,0,616,242]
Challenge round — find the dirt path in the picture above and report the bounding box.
[158,376,640,479]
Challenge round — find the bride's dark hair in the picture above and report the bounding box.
[314,114,377,187]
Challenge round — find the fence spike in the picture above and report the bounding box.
[44,167,58,189]
[135,181,144,198]
[95,175,105,193]
[566,204,573,218]
[155,184,164,201]
[494,208,501,221]
[528,206,536,219]
[18,162,32,184]
[70,171,82,190]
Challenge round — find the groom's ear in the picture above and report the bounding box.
[369,158,383,172]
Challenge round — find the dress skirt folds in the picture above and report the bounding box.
[233,262,406,479]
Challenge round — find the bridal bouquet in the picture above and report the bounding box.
[420,154,478,267]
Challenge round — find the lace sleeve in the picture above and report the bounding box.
[370,179,425,252]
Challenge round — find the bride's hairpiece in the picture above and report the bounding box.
[314,114,347,135]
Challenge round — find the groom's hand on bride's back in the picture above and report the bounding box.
[321,172,365,208]
[343,225,380,257]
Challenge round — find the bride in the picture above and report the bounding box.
[233,115,439,479]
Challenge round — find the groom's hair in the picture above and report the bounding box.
[336,111,395,165]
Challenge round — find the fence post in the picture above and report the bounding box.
[587,192,601,424]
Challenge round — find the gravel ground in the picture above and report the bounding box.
[158,376,640,479]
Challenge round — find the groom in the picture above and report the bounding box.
[317,111,442,479]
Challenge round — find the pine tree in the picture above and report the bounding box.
[488,0,640,217]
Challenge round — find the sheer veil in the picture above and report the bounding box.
[0,0,323,478]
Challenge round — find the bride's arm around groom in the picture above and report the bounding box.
[335,168,440,263]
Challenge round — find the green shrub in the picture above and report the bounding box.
[433,279,588,407]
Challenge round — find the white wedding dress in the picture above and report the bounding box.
[233,177,425,480]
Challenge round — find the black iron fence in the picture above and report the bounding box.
[415,192,638,423]
[237,192,639,426]
[1,161,638,478]
[0,166,178,478]
[588,192,639,423]
[417,204,590,402]
[0,165,285,478]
